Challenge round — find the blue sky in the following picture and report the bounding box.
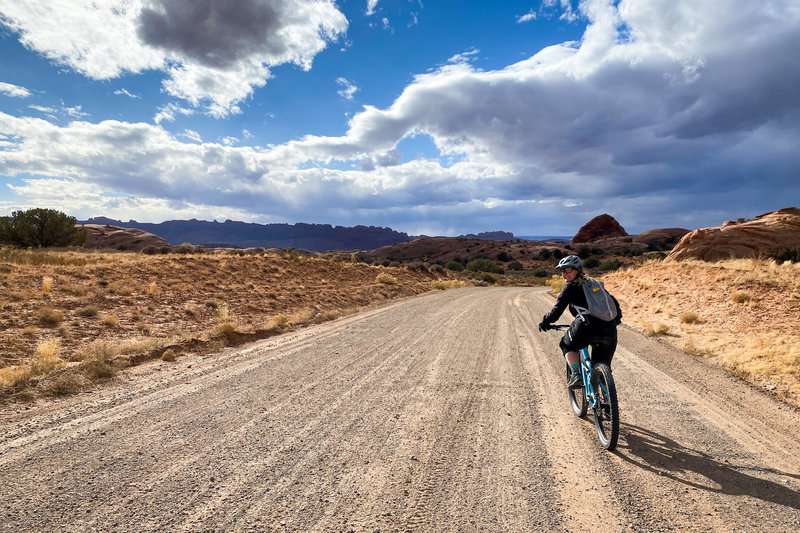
[0,0,798,237]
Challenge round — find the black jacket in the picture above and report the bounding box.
[542,278,622,326]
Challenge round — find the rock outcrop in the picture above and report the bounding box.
[82,224,169,251]
[665,207,800,262]
[572,214,628,243]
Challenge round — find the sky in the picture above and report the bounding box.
[0,0,798,237]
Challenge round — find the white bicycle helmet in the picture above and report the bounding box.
[555,255,583,270]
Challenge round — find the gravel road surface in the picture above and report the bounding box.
[1,287,799,532]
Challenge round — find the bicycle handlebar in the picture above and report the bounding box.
[547,324,570,330]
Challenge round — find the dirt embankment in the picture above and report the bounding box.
[601,258,800,407]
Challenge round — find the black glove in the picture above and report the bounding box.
[538,321,550,332]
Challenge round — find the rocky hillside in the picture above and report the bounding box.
[666,207,800,261]
[83,224,168,251]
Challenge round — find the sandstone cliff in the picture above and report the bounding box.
[666,208,800,262]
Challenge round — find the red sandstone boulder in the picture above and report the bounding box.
[572,214,628,243]
[665,207,800,262]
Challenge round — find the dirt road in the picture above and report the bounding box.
[1,287,799,532]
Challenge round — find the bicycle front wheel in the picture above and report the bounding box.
[567,363,587,417]
[591,363,619,450]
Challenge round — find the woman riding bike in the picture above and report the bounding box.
[538,255,622,389]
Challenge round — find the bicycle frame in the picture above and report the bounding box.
[577,346,599,409]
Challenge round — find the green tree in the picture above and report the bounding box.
[0,208,86,248]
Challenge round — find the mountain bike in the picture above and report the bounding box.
[550,325,619,450]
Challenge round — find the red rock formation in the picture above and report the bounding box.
[665,207,800,262]
[572,214,628,243]
[82,224,169,251]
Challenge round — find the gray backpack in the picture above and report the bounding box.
[579,278,618,322]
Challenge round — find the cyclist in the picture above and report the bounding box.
[538,255,622,389]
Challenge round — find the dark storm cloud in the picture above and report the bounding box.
[137,0,284,68]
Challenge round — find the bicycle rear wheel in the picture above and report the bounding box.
[567,363,587,417]
[591,363,619,450]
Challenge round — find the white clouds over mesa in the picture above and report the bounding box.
[0,0,347,116]
[1,0,799,233]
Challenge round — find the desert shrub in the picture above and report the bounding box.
[598,260,623,272]
[480,273,498,284]
[496,251,512,262]
[465,258,503,274]
[76,305,99,318]
[429,264,445,274]
[142,246,159,255]
[506,261,524,271]
[32,338,65,375]
[135,322,152,334]
[772,245,800,264]
[577,245,593,258]
[42,276,53,297]
[406,261,429,272]
[81,360,116,380]
[546,274,565,295]
[376,272,398,285]
[273,314,289,327]
[680,312,699,324]
[533,268,549,277]
[174,242,196,254]
[161,349,176,361]
[43,372,88,396]
[101,314,120,327]
[0,365,32,388]
[583,257,600,269]
[62,283,90,296]
[22,325,38,336]
[552,249,565,259]
[732,291,752,304]
[538,248,552,260]
[432,279,463,290]
[644,322,670,336]
[445,261,464,272]
[38,306,65,326]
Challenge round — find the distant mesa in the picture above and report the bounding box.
[79,217,412,252]
[460,231,515,241]
[572,214,629,243]
[666,207,800,262]
[82,224,168,251]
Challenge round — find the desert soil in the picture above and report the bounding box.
[1,287,798,532]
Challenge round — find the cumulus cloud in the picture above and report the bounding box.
[0,82,32,98]
[0,0,347,116]
[366,0,379,17]
[1,0,799,234]
[336,77,359,100]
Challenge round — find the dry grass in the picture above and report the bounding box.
[0,248,444,400]
[679,312,699,324]
[432,279,465,290]
[38,307,65,326]
[376,272,398,285]
[603,257,800,406]
[41,276,53,297]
